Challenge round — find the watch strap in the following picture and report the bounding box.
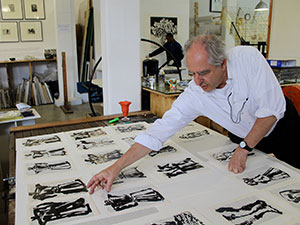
[240,140,253,152]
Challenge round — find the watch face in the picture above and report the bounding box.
[240,141,246,148]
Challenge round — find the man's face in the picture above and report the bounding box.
[186,43,227,92]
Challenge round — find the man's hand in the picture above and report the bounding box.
[228,147,249,174]
[87,164,121,194]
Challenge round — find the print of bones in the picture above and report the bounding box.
[113,167,146,184]
[76,139,114,150]
[243,167,290,186]
[25,147,66,159]
[121,136,136,146]
[28,161,71,174]
[29,179,88,201]
[31,197,92,225]
[23,135,61,147]
[115,124,146,133]
[279,189,300,203]
[148,211,205,225]
[212,149,254,162]
[148,145,177,157]
[215,199,282,225]
[104,187,164,211]
[84,150,123,165]
[157,157,203,178]
[70,128,106,140]
[178,130,210,140]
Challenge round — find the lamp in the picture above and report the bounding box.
[254,0,268,11]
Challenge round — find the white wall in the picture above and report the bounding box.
[268,0,300,65]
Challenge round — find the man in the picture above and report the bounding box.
[149,33,184,67]
[88,35,300,194]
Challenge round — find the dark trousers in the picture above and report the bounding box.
[228,97,300,169]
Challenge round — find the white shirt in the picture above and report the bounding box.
[135,46,286,151]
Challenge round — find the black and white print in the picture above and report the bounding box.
[76,137,115,150]
[146,211,205,225]
[148,145,178,157]
[27,160,71,175]
[24,147,66,159]
[69,128,106,140]
[84,150,123,165]
[22,135,61,147]
[115,124,146,133]
[113,167,147,185]
[178,130,210,142]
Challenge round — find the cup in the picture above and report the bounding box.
[148,76,155,88]
[169,78,177,89]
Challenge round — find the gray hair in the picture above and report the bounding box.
[184,35,227,67]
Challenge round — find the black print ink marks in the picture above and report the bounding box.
[104,187,164,211]
[157,158,203,178]
[212,149,254,162]
[178,130,210,140]
[149,211,205,225]
[25,148,66,159]
[121,136,136,146]
[216,199,282,225]
[23,135,61,147]
[29,179,88,201]
[70,128,106,140]
[28,161,71,174]
[113,167,146,184]
[115,124,146,133]
[243,167,290,186]
[76,139,115,150]
[31,197,92,225]
[279,189,300,203]
[148,145,177,157]
[84,150,123,165]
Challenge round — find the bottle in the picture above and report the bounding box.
[158,69,165,88]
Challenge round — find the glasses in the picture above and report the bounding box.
[227,92,248,124]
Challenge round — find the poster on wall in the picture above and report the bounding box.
[23,0,45,20]
[20,21,43,42]
[150,16,177,44]
[0,0,23,20]
[0,22,18,42]
[209,0,223,13]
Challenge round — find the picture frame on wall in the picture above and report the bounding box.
[209,0,223,13]
[0,22,19,42]
[24,0,45,20]
[20,21,43,42]
[0,0,23,20]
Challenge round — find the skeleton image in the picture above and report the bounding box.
[29,179,88,201]
[25,147,66,159]
[70,128,106,140]
[148,145,177,157]
[115,124,146,133]
[212,149,254,162]
[104,187,164,211]
[178,130,210,140]
[84,150,123,165]
[76,139,114,150]
[23,135,61,147]
[121,136,136,146]
[113,167,146,184]
[157,157,203,178]
[279,189,300,203]
[243,167,290,186]
[148,211,205,225]
[28,161,71,174]
[216,199,282,225]
[31,197,92,225]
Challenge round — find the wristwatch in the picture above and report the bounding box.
[239,140,253,152]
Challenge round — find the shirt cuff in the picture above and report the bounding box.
[255,108,284,121]
[134,132,162,151]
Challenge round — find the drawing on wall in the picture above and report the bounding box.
[27,160,71,175]
[22,135,61,147]
[24,147,66,159]
[212,148,254,162]
[150,16,177,44]
[215,198,282,225]
[84,150,123,165]
[115,124,146,133]
[76,138,115,150]
[0,22,19,42]
[148,145,177,157]
[157,157,203,178]
[113,167,146,185]
[0,0,23,19]
[30,197,92,225]
[29,179,88,201]
[20,21,43,42]
[69,128,107,140]
[146,211,205,225]
[24,0,45,20]
[104,187,164,212]
[178,130,210,141]
[121,136,136,146]
[279,189,300,203]
[243,167,290,186]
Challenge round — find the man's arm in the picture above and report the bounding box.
[87,143,151,193]
[228,115,277,173]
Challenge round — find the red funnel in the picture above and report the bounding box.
[119,101,131,119]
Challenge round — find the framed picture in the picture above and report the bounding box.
[0,0,23,20]
[24,0,45,20]
[20,21,43,42]
[209,0,223,13]
[0,22,19,42]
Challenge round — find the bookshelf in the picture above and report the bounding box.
[0,58,56,108]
